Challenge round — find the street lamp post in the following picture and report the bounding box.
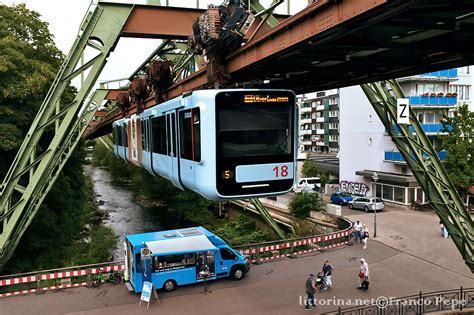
[372,172,378,238]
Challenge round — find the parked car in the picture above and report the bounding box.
[349,197,385,212]
[293,177,321,192]
[294,184,324,194]
[330,192,353,205]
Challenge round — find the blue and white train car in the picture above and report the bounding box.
[112,89,297,200]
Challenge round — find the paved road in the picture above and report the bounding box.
[1,208,473,315]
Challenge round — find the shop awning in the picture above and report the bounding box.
[145,235,216,256]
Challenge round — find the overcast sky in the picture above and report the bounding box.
[1,0,307,86]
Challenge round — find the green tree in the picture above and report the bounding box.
[301,152,319,177]
[288,192,324,219]
[0,4,114,273]
[440,104,474,197]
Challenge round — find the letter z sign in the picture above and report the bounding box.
[397,98,410,124]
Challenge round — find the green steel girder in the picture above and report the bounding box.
[0,0,134,270]
[361,80,474,272]
[250,199,287,240]
[249,0,283,28]
[96,135,115,151]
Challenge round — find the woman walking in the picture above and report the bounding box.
[322,259,334,290]
[358,258,370,291]
[361,224,369,249]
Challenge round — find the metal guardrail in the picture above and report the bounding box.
[325,287,474,315]
[0,261,124,297]
[235,216,353,263]
[0,216,353,297]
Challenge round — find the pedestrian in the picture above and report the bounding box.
[357,258,370,291]
[353,220,363,244]
[322,259,334,290]
[439,221,449,238]
[361,224,369,249]
[305,273,319,310]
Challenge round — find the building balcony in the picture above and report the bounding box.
[409,95,457,107]
[316,129,325,135]
[398,69,457,82]
[316,117,325,123]
[316,105,325,111]
[299,129,312,135]
[384,150,447,163]
[411,124,453,134]
[315,141,325,146]
[300,106,312,113]
[301,140,312,146]
[421,69,457,78]
[390,124,453,135]
[300,118,311,124]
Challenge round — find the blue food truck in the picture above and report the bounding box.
[124,226,250,292]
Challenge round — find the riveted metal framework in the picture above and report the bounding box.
[361,80,474,272]
[0,0,289,270]
[0,1,135,270]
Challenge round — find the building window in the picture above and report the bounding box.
[382,185,393,201]
[458,66,470,75]
[394,187,405,203]
[450,85,470,100]
[408,188,415,204]
[375,184,382,198]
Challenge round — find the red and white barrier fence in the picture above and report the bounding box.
[0,262,125,298]
[0,228,353,298]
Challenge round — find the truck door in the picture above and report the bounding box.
[216,247,237,277]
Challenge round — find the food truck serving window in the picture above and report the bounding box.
[152,253,195,272]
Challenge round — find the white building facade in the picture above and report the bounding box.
[337,66,472,206]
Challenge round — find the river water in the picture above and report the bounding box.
[83,164,162,259]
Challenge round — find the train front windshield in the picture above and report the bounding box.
[215,91,295,196]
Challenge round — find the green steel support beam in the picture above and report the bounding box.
[361,80,474,272]
[97,135,114,151]
[250,199,287,240]
[249,0,283,28]
[0,1,134,270]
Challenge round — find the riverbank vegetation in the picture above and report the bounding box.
[0,4,116,274]
[92,143,276,245]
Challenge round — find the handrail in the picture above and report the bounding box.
[326,287,474,314]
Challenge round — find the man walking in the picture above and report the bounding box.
[322,259,334,290]
[354,220,363,244]
[305,273,319,310]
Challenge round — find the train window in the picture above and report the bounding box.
[171,113,177,157]
[216,94,292,158]
[166,114,172,156]
[179,108,201,162]
[141,119,148,152]
[122,125,128,148]
[152,116,167,155]
[113,126,118,145]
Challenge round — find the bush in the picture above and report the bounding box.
[289,192,323,219]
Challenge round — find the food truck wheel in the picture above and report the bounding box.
[163,280,177,292]
[232,267,245,280]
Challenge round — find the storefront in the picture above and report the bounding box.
[355,170,424,206]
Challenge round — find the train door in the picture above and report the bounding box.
[129,115,142,166]
[167,111,183,189]
[178,108,201,190]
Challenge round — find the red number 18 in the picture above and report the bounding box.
[273,165,289,177]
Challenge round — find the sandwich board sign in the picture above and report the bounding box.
[139,281,159,309]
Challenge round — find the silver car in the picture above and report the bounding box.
[349,197,384,212]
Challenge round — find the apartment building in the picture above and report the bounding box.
[338,67,471,206]
[298,89,339,155]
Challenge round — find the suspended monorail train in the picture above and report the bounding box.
[112,89,297,200]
